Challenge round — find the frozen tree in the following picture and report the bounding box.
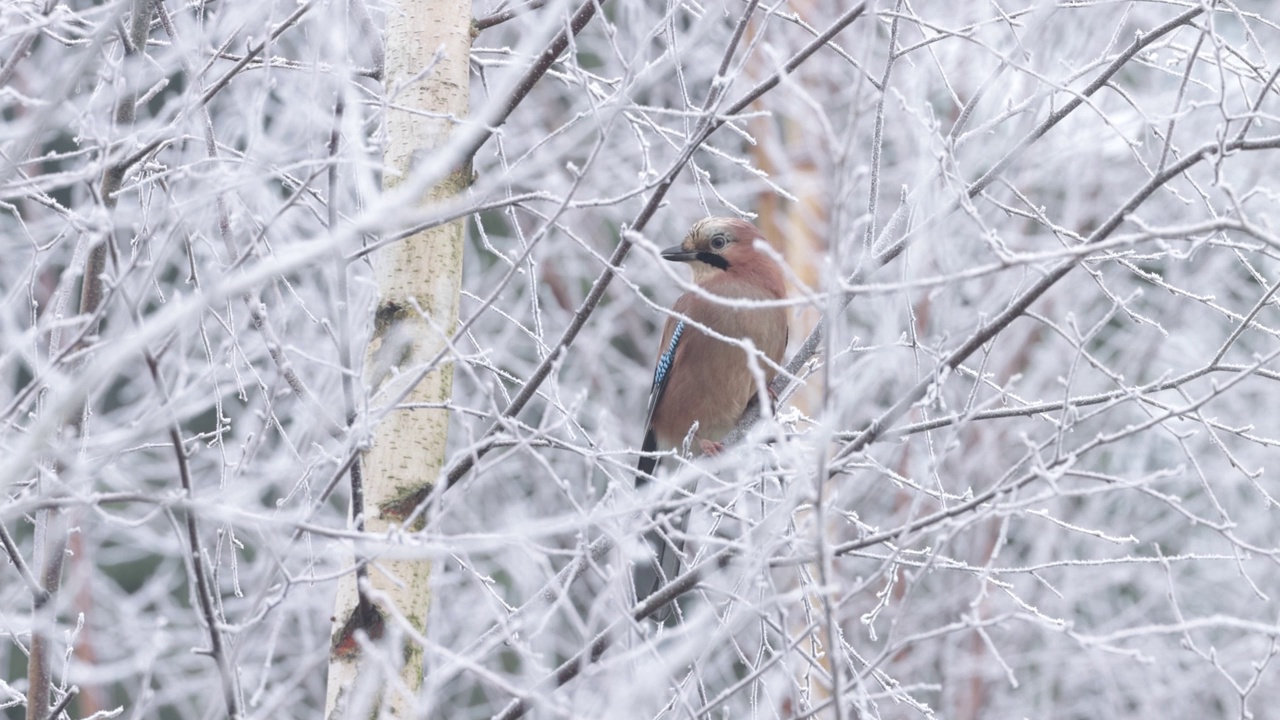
[3,0,1280,719]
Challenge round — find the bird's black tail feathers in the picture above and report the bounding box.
[637,430,686,621]
[645,508,688,622]
[636,429,658,482]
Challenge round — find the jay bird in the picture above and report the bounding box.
[636,217,789,599]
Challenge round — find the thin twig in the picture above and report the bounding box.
[121,266,245,716]
[0,0,56,87]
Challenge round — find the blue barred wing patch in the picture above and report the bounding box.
[653,320,685,389]
[645,320,685,430]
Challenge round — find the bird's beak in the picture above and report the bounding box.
[660,244,698,262]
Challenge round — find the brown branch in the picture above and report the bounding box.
[26,3,155,718]
[474,0,549,33]
[45,686,77,720]
[23,509,66,720]
[0,523,46,604]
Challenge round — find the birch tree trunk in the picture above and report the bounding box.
[325,1,471,716]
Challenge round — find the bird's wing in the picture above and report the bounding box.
[644,316,686,433]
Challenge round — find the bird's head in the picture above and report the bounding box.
[659,217,776,285]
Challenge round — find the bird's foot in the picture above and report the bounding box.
[698,438,724,456]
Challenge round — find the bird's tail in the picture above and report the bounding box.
[636,429,685,620]
[645,508,689,622]
[636,429,658,482]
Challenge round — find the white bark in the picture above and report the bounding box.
[325,1,471,716]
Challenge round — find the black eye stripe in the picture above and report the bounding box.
[695,251,730,270]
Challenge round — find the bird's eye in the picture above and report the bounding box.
[710,234,728,250]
